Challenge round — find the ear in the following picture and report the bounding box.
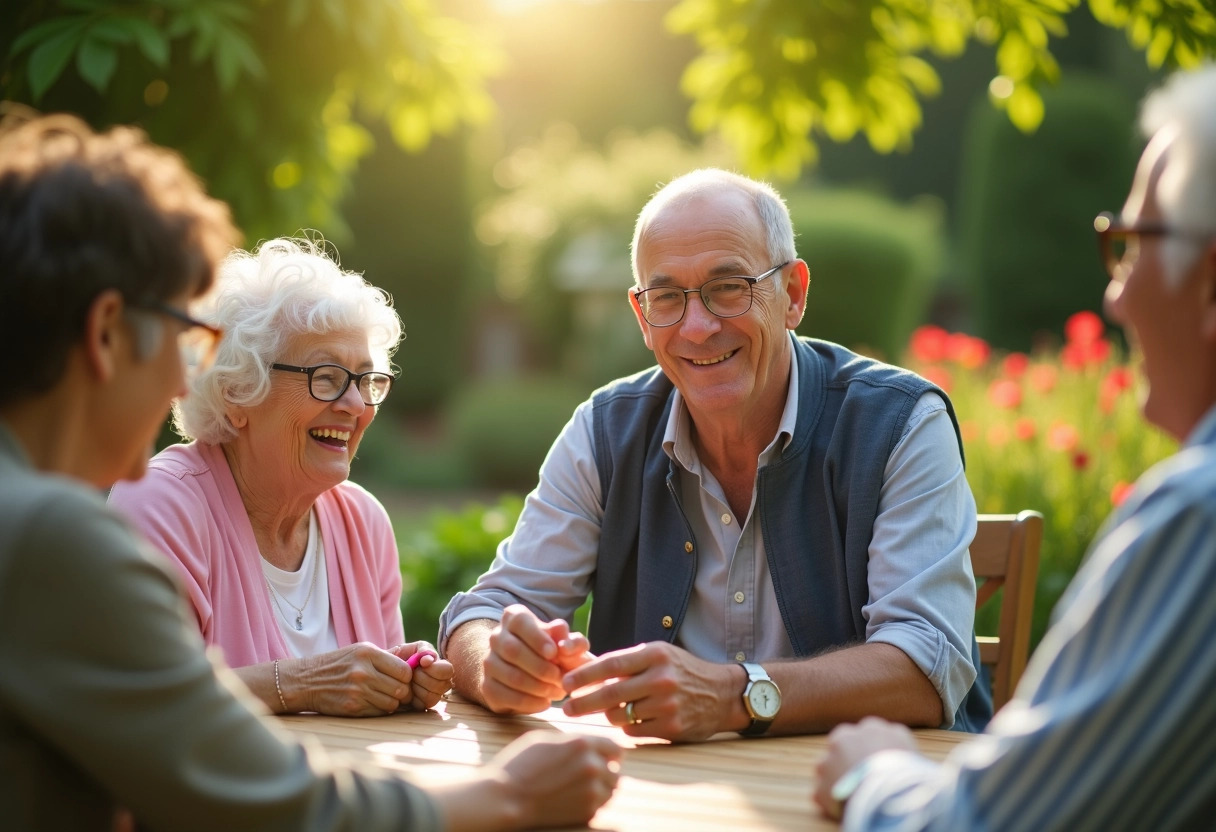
[224,403,248,430]
[628,287,655,351]
[783,260,810,330]
[81,289,127,383]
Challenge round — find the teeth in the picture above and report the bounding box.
[692,350,735,366]
[310,428,351,442]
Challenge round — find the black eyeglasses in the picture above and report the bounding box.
[633,261,790,327]
[129,300,223,378]
[271,363,394,406]
[1094,212,1215,282]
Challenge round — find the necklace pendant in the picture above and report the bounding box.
[295,613,303,631]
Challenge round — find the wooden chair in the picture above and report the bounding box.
[971,510,1044,711]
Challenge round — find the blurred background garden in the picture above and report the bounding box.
[5,0,1211,652]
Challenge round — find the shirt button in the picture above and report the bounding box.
[721,513,732,525]
[684,541,693,553]
[735,651,746,662]
[734,591,745,603]
[661,615,674,629]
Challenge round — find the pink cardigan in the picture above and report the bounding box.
[108,441,404,668]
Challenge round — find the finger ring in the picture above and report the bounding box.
[624,701,642,725]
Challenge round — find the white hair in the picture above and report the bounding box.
[1139,63,1216,285]
[174,237,403,444]
[630,168,797,286]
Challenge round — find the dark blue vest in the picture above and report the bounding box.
[588,337,992,731]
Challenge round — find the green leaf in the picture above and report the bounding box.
[125,18,170,67]
[1145,25,1173,68]
[11,17,86,56]
[1007,84,1045,133]
[76,36,118,92]
[88,18,136,46]
[27,26,87,100]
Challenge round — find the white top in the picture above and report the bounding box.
[262,510,339,657]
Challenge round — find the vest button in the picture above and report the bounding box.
[661,615,673,629]
[735,651,746,662]
[684,541,693,553]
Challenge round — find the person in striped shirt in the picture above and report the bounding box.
[814,63,1216,832]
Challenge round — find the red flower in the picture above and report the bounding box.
[1111,480,1134,506]
[947,333,990,369]
[959,420,979,443]
[921,365,953,393]
[1001,352,1030,378]
[909,325,949,364]
[988,379,1022,409]
[1029,364,1058,393]
[1063,338,1112,370]
[1014,418,1037,441]
[1071,450,1090,470]
[1065,310,1104,345]
[1100,366,1136,413]
[1047,421,1080,451]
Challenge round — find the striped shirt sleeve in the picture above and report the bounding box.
[843,437,1216,832]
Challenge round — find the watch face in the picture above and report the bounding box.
[747,679,781,719]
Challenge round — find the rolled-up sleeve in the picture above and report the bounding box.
[438,399,604,652]
[863,392,978,725]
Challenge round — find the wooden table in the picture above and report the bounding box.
[280,697,969,831]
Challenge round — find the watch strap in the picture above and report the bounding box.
[739,661,777,737]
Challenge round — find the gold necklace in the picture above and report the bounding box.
[265,552,320,632]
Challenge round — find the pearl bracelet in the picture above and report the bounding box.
[273,659,287,712]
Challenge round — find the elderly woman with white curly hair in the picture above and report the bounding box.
[110,237,453,717]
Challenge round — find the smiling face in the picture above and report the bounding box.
[629,187,808,430]
[226,328,380,502]
[1104,133,1216,440]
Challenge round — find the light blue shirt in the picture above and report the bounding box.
[441,355,979,721]
[843,404,1216,831]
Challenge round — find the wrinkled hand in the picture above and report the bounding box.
[489,732,622,829]
[480,605,593,715]
[560,642,738,742]
[389,641,454,710]
[295,642,415,717]
[814,717,918,819]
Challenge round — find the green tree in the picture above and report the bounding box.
[666,0,1216,178]
[1,0,498,239]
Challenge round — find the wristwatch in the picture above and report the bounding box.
[738,661,781,736]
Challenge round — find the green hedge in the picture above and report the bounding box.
[957,75,1139,350]
[448,376,589,490]
[787,189,944,360]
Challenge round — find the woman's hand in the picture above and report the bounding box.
[430,732,622,831]
[390,641,454,710]
[286,642,416,716]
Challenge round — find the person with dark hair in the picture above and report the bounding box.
[0,111,620,831]
[814,64,1216,831]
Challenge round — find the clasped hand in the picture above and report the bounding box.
[481,606,735,741]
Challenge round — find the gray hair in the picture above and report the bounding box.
[173,237,403,444]
[630,168,797,286]
[1139,64,1216,285]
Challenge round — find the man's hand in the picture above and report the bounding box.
[560,642,744,742]
[477,605,593,714]
[813,717,919,819]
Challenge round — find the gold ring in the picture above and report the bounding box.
[624,701,642,725]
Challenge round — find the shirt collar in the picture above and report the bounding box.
[662,342,800,468]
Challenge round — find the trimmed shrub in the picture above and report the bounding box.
[957,75,1139,350]
[788,188,944,360]
[448,376,589,490]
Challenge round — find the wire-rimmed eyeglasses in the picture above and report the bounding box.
[129,300,222,379]
[632,261,790,327]
[271,363,395,406]
[1094,212,1215,282]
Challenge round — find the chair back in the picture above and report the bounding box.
[971,510,1044,711]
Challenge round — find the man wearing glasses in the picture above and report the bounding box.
[815,65,1216,830]
[441,168,991,740]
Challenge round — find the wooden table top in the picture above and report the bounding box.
[279,698,970,831]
